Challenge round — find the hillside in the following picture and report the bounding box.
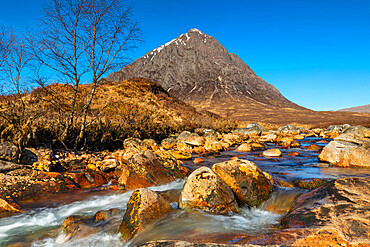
[339,104,370,113]
[0,78,234,150]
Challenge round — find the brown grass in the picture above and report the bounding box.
[191,99,370,130]
[0,78,236,150]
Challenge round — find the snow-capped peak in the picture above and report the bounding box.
[189,28,204,35]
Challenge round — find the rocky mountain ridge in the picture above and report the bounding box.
[107,28,303,110]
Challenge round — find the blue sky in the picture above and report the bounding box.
[1,0,369,111]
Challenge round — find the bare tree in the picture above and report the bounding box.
[0,26,35,152]
[30,0,141,148]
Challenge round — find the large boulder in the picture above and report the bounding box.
[282,177,370,244]
[179,167,239,214]
[318,126,370,167]
[119,188,173,240]
[212,158,273,207]
[118,150,188,190]
[0,141,19,162]
[0,169,79,202]
[241,177,370,246]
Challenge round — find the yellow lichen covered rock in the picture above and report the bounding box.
[212,158,273,207]
[179,167,239,214]
[119,188,173,240]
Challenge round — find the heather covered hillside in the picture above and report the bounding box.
[0,78,236,150]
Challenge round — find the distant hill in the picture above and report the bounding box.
[339,104,370,113]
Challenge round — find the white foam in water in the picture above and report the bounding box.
[1,179,281,246]
[0,180,184,246]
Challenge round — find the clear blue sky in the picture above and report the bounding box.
[1,0,369,111]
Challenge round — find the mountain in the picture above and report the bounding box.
[106,29,370,127]
[107,28,303,110]
[339,104,370,113]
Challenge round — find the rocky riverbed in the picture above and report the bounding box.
[0,123,369,246]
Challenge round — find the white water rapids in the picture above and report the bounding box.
[0,180,283,247]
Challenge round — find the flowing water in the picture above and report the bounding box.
[1,137,369,247]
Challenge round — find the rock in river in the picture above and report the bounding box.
[212,158,273,207]
[118,150,188,190]
[318,125,370,167]
[119,188,173,240]
[261,148,282,157]
[179,167,239,214]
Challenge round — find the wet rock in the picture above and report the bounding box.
[258,133,277,143]
[323,124,351,138]
[98,158,118,171]
[279,177,370,245]
[235,143,252,152]
[176,141,191,152]
[222,133,242,145]
[293,178,328,190]
[0,198,21,212]
[250,142,265,151]
[311,128,323,136]
[61,215,102,239]
[193,157,204,165]
[305,144,323,151]
[288,152,300,157]
[0,141,19,162]
[212,159,273,207]
[292,134,304,140]
[184,133,206,146]
[0,169,79,202]
[318,126,370,167]
[233,123,265,139]
[94,208,122,222]
[277,124,299,136]
[261,149,282,157]
[161,138,177,150]
[156,149,192,160]
[118,150,188,190]
[119,188,173,240]
[179,166,239,214]
[204,140,224,152]
[290,141,301,148]
[157,189,181,203]
[64,171,108,189]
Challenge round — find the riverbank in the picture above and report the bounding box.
[0,123,369,246]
